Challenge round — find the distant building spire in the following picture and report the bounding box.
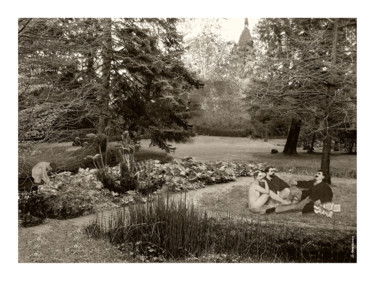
[238,18,252,47]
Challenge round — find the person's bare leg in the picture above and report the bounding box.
[270,191,291,205]
[279,188,291,200]
[249,194,270,212]
[287,187,302,202]
[254,194,270,208]
[265,197,278,207]
[275,197,310,213]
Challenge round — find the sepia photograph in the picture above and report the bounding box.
[7,0,374,278]
[17,15,357,263]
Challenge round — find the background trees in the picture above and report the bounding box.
[18,17,357,182]
[18,18,200,150]
[246,18,356,182]
[180,19,254,136]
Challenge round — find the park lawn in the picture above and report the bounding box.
[250,152,356,178]
[19,136,356,180]
[142,136,357,178]
[196,173,356,230]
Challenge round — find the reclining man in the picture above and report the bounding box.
[274,170,333,214]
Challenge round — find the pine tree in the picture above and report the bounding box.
[18,18,200,150]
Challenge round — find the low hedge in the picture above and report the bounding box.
[193,125,251,137]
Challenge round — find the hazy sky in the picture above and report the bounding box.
[183,18,260,43]
[180,18,260,43]
[220,18,260,42]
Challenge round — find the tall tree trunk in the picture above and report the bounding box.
[309,132,316,153]
[98,18,112,135]
[320,18,339,184]
[264,126,269,142]
[283,118,301,154]
[321,136,332,184]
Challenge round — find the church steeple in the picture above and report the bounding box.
[238,18,252,47]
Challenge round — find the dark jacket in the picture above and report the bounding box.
[297,180,333,203]
[264,175,290,193]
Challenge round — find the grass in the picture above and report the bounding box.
[18,221,129,262]
[18,172,357,263]
[251,152,356,178]
[141,136,356,178]
[85,196,355,262]
[193,125,250,137]
[18,186,356,263]
[196,174,356,229]
[19,136,356,181]
[18,136,356,262]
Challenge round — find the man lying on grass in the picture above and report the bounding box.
[273,170,333,214]
[248,171,291,214]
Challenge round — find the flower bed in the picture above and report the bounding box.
[19,168,146,224]
[107,158,265,192]
[19,158,266,225]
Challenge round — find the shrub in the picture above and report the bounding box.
[96,159,266,194]
[135,161,165,195]
[95,168,125,194]
[95,162,166,196]
[119,162,139,192]
[18,189,94,222]
[19,190,48,226]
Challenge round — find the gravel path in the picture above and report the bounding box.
[20,178,252,235]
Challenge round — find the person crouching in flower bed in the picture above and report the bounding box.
[31,161,57,185]
[248,171,291,214]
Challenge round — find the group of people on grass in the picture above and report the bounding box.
[248,166,337,215]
